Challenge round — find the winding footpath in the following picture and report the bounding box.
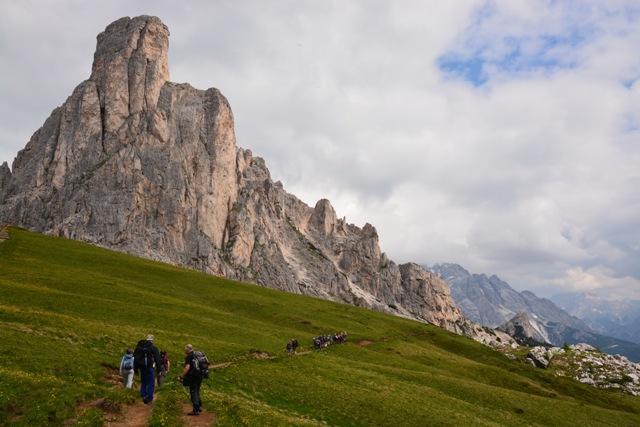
[100,347,351,425]
[105,402,216,427]
[105,402,152,427]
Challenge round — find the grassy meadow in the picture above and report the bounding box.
[0,227,639,426]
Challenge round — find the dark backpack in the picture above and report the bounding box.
[133,340,153,370]
[192,350,210,379]
[122,354,134,370]
[160,351,169,366]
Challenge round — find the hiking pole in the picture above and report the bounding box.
[180,381,191,402]
[181,386,190,399]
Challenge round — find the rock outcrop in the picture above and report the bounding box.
[0,15,477,337]
[528,344,640,396]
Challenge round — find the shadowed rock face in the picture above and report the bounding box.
[0,15,477,337]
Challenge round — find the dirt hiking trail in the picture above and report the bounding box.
[105,402,152,427]
[105,401,216,427]
[180,403,217,426]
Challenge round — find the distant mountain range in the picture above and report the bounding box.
[551,293,640,345]
[427,263,640,362]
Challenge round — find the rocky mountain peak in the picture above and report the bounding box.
[430,262,470,280]
[309,199,339,236]
[92,15,170,130]
[0,15,487,343]
[499,311,550,346]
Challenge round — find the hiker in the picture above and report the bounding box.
[157,350,170,386]
[119,349,135,388]
[286,340,293,355]
[179,344,203,416]
[292,338,299,354]
[134,334,162,404]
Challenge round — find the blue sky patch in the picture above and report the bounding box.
[438,55,488,86]
[438,6,588,86]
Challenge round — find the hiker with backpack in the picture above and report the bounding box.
[119,349,135,388]
[157,350,170,386]
[133,334,163,404]
[179,344,209,416]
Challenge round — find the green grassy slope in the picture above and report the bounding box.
[0,227,639,426]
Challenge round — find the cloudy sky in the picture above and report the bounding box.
[1,1,639,300]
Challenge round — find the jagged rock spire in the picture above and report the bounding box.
[0,15,237,256]
[91,16,170,132]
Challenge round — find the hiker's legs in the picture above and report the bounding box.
[147,368,156,401]
[189,380,202,412]
[140,369,148,400]
[140,367,156,402]
[124,370,134,388]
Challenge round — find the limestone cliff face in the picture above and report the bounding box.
[0,15,472,336]
[1,16,237,271]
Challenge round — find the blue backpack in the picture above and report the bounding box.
[122,354,134,370]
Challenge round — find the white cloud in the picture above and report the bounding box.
[549,266,640,300]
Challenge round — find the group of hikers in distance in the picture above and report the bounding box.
[312,331,347,350]
[118,334,210,416]
[285,332,348,353]
[286,338,299,354]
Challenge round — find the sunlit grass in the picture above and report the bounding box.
[1,227,639,426]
